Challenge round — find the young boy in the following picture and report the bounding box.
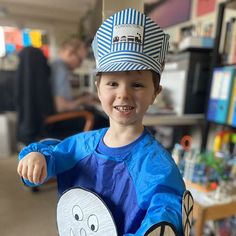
[17,8,187,236]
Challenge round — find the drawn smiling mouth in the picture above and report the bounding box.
[114,105,134,111]
[70,228,87,236]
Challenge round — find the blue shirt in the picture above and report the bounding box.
[19,128,186,236]
[50,59,73,100]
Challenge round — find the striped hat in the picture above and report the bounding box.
[92,8,169,76]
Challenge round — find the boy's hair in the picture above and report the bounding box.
[151,71,160,92]
[96,70,160,92]
[92,8,169,78]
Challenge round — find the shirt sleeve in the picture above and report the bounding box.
[126,143,186,236]
[18,139,58,187]
[18,133,91,187]
[50,60,73,100]
[134,184,184,236]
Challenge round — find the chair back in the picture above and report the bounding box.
[16,46,55,144]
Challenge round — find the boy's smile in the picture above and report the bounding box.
[97,70,160,128]
[114,104,135,118]
[114,105,134,112]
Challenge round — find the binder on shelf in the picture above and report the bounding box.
[232,102,236,127]
[215,66,235,124]
[227,70,236,127]
[207,66,235,124]
[207,67,224,122]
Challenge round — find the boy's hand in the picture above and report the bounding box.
[17,152,47,184]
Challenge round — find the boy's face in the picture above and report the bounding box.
[96,70,161,127]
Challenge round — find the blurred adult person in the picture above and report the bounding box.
[50,36,108,129]
[51,36,94,112]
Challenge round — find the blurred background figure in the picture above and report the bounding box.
[16,37,108,146]
[50,35,109,129]
[51,36,94,112]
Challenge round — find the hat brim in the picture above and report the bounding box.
[96,61,158,74]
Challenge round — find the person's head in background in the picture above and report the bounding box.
[58,36,88,70]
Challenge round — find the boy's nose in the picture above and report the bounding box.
[117,86,130,99]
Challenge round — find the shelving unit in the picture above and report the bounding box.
[201,0,236,150]
[143,114,204,126]
[193,1,236,234]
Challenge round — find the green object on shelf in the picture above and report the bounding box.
[231,133,236,144]
[199,151,229,181]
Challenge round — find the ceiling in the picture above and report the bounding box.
[0,0,157,24]
[0,0,99,24]
[0,0,158,41]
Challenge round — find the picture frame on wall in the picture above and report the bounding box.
[147,0,192,28]
[197,0,216,17]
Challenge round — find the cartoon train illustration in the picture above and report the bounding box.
[113,33,142,44]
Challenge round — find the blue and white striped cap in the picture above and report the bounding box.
[92,8,169,76]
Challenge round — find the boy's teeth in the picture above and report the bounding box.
[115,106,133,111]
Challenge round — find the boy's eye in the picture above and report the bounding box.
[132,82,144,88]
[107,82,118,87]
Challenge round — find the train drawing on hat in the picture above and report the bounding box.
[113,33,142,44]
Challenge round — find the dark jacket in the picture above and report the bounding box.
[16,46,55,144]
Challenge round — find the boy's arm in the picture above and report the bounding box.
[137,188,194,236]
[124,190,184,236]
[134,186,184,236]
[126,148,186,236]
[18,135,83,186]
[17,139,60,186]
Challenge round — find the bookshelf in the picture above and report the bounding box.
[201,0,236,150]
[162,0,222,52]
[143,114,204,126]
[220,1,236,65]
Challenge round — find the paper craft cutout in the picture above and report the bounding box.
[57,187,118,236]
[145,223,177,236]
[57,188,193,236]
[182,190,194,236]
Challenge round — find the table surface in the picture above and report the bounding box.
[186,181,236,236]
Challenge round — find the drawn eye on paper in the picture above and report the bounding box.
[57,188,118,236]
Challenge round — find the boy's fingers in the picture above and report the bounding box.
[21,164,28,180]
[33,163,46,184]
[32,165,41,184]
[17,161,23,176]
[27,165,34,183]
[39,165,47,184]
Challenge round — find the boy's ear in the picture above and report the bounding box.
[151,85,162,104]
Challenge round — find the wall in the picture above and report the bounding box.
[102,0,144,19]
[0,0,102,60]
[164,0,226,47]
[0,16,78,60]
